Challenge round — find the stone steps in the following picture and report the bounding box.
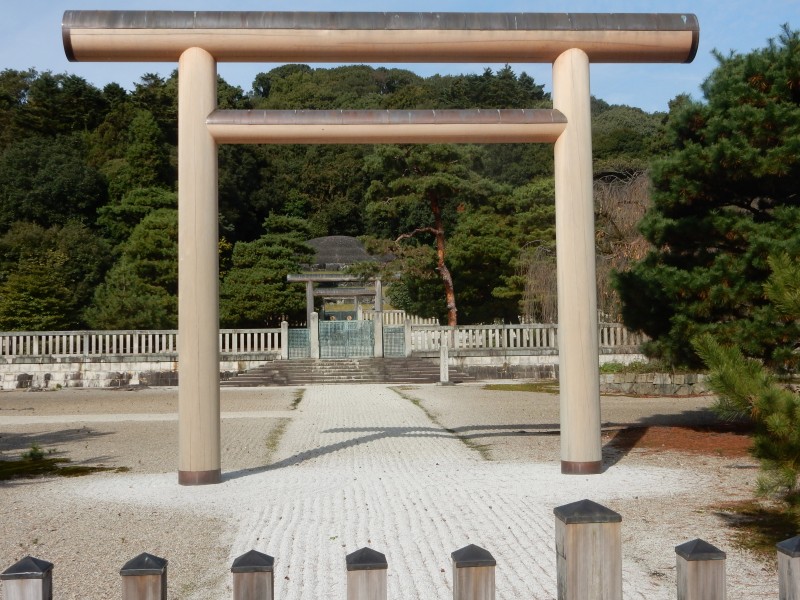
[221,357,475,386]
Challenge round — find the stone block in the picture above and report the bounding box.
[109,372,132,387]
[653,373,671,385]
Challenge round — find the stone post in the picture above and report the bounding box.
[120,553,167,600]
[177,46,221,485]
[1,556,53,600]
[778,536,800,600]
[373,313,384,358]
[439,329,451,385]
[374,278,383,312]
[554,499,621,600]
[675,539,726,600]
[309,312,320,359]
[451,544,495,600]
[280,321,289,360]
[552,48,602,474]
[231,549,274,600]
[305,281,314,327]
[346,547,387,600]
[404,319,413,357]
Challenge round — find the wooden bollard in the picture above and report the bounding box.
[120,553,167,600]
[451,544,496,600]
[0,556,53,600]
[231,550,274,600]
[345,547,387,600]
[554,499,622,600]
[778,536,800,600]
[675,538,726,600]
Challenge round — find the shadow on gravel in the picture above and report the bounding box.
[1,428,120,485]
[0,427,112,454]
[326,424,562,437]
[224,423,573,481]
[224,407,747,481]
[223,426,467,481]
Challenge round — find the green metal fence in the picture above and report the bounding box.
[319,320,373,358]
[383,326,405,357]
[287,328,310,359]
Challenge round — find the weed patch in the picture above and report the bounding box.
[0,453,115,481]
[264,419,290,463]
[290,389,305,410]
[714,500,797,564]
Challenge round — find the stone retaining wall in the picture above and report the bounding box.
[1,353,702,393]
[462,363,559,380]
[450,352,647,382]
[0,353,278,390]
[599,372,709,396]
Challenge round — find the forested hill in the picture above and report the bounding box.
[0,64,663,330]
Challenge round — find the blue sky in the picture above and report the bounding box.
[2,0,797,112]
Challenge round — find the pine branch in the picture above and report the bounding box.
[395,227,441,243]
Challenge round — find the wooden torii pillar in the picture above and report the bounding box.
[63,11,698,484]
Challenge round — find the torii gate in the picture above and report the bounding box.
[63,11,698,485]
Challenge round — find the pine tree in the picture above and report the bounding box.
[694,252,800,503]
[219,215,314,327]
[616,27,800,368]
[85,209,178,329]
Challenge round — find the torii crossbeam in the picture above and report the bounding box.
[63,11,698,484]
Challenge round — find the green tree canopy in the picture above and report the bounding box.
[130,72,178,144]
[85,209,178,329]
[219,215,315,327]
[0,134,107,232]
[616,26,800,369]
[0,222,111,330]
[13,71,108,137]
[0,61,684,330]
[592,104,664,176]
[84,260,177,330]
[96,187,177,247]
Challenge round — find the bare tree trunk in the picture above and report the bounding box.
[430,194,458,326]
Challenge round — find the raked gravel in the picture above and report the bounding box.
[0,384,775,599]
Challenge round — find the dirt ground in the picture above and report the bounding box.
[607,422,752,458]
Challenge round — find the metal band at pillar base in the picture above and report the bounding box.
[179,469,222,485]
[561,460,602,475]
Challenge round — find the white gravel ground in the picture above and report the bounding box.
[0,384,775,599]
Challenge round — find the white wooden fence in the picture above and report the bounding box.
[4,498,784,600]
[362,309,439,326]
[0,323,643,360]
[411,322,645,352]
[0,329,281,358]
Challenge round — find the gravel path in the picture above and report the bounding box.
[0,384,775,599]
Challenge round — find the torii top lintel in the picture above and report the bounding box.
[63,11,698,64]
